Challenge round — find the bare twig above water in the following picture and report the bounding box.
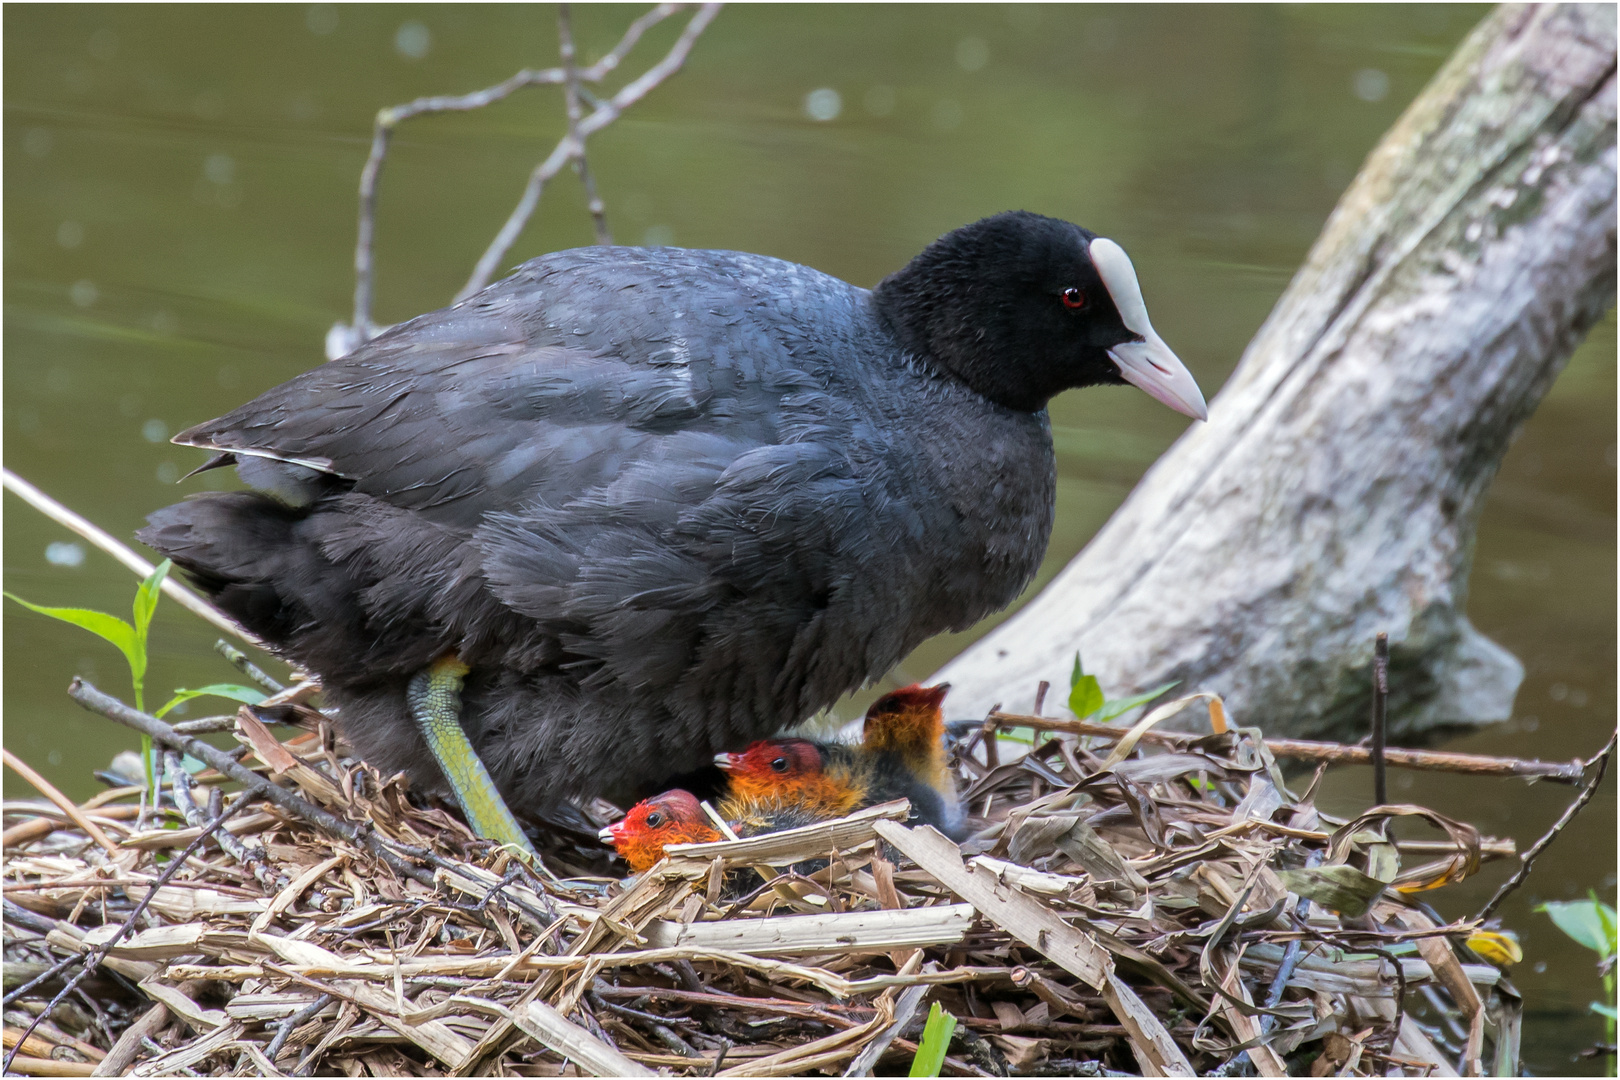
[1,468,255,645]
[341,3,720,350]
[1475,728,1617,923]
[459,3,720,304]
[559,4,612,246]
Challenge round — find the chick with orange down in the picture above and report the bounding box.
[597,790,721,874]
[600,786,829,872]
[604,684,960,871]
[715,682,964,838]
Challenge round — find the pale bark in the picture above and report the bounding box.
[934,4,1617,740]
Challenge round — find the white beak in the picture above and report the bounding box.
[1090,237,1208,421]
[1108,333,1208,421]
[598,825,618,843]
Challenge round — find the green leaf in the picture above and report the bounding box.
[133,559,172,641]
[4,593,142,683]
[1540,900,1619,960]
[908,1002,957,1078]
[1068,653,1104,719]
[154,684,266,719]
[1095,680,1180,722]
[1594,890,1618,958]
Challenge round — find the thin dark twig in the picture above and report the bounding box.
[1361,943,1408,1057]
[1,791,250,1074]
[214,639,285,695]
[559,4,612,244]
[460,3,721,300]
[589,983,702,1057]
[1371,633,1389,806]
[590,979,700,1027]
[265,993,334,1063]
[1,950,81,1008]
[168,750,285,891]
[67,677,435,886]
[1260,849,1321,1029]
[1476,729,1617,922]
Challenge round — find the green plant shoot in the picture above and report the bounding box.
[1069,652,1104,719]
[155,684,266,719]
[1096,680,1181,722]
[1068,652,1178,722]
[1538,894,1617,1058]
[908,1001,957,1077]
[6,559,172,790]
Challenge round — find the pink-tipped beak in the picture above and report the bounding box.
[1109,335,1208,421]
[714,752,739,771]
[598,823,621,844]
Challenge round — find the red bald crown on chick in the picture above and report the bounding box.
[598,789,721,873]
[714,737,865,818]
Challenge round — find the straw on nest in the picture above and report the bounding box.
[4,683,1523,1077]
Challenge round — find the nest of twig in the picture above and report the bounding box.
[4,682,1524,1077]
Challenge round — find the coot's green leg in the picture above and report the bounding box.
[406,654,536,857]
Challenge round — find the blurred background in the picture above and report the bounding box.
[5,6,1613,1070]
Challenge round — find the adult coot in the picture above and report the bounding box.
[141,211,1206,851]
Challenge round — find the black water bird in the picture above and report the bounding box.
[141,211,1206,850]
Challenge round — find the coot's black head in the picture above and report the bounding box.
[873,210,1207,418]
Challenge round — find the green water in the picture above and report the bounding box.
[5,6,1613,1071]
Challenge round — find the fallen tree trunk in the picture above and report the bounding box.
[935,4,1616,740]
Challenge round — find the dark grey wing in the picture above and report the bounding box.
[163,246,918,725]
[172,250,788,527]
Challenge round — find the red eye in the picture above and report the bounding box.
[1061,288,1086,310]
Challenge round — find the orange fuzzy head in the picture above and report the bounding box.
[599,790,721,873]
[863,683,950,786]
[715,738,865,816]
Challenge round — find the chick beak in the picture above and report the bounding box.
[714,752,739,771]
[598,823,621,844]
[1089,237,1208,422]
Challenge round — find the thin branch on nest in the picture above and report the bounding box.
[167,750,285,892]
[2,791,248,1074]
[214,639,286,695]
[66,677,435,887]
[988,710,1589,783]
